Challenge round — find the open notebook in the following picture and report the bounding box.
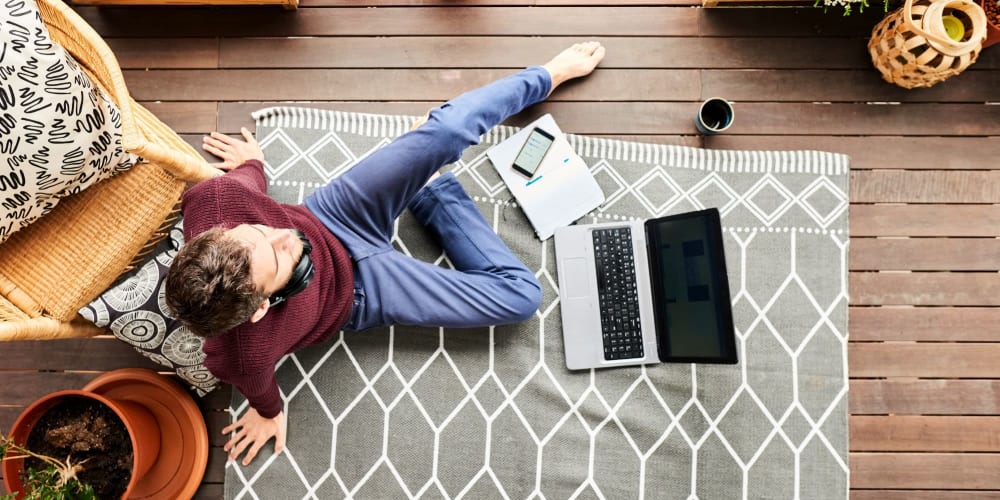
[486,114,605,240]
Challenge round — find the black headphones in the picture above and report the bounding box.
[267,229,315,307]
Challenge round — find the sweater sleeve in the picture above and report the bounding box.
[233,369,284,419]
[224,159,268,194]
[203,329,284,419]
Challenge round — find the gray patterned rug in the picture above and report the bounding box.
[224,107,850,500]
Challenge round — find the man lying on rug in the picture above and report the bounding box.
[164,42,607,466]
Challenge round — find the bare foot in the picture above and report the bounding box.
[542,41,606,96]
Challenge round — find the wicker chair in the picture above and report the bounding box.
[0,0,218,341]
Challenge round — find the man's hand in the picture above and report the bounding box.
[202,127,264,171]
[222,408,286,466]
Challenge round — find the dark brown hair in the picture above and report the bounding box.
[165,227,268,338]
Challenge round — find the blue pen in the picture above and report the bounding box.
[526,176,543,186]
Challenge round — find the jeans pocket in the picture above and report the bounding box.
[346,288,366,331]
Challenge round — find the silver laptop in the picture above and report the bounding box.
[554,208,737,370]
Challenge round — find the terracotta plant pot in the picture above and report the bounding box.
[3,369,208,499]
[981,0,1000,47]
[2,390,162,499]
[82,368,209,500]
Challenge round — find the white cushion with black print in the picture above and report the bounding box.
[0,0,141,243]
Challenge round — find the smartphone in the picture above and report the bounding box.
[512,127,556,178]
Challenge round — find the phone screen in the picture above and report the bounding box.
[512,127,555,178]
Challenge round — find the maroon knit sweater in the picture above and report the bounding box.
[182,160,354,418]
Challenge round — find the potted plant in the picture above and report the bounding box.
[0,435,95,499]
[2,369,209,500]
[1,390,161,499]
[981,0,1000,46]
[815,0,893,15]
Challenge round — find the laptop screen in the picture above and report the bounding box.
[644,208,737,364]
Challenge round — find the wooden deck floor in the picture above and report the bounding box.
[3,1,1000,498]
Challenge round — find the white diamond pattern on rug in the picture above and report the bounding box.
[689,172,740,215]
[224,107,850,500]
[303,133,359,180]
[633,167,683,215]
[800,176,848,229]
[256,129,300,180]
[589,159,630,209]
[745,174,795,226]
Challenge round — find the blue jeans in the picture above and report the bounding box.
[304,66,551,330]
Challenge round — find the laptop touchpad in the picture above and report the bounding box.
[561,258,591,298]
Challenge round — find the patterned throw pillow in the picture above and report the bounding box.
[78,220,220,396]
[0,0,141,243]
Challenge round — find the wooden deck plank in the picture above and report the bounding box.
[199,384,235,411]
[851,171,1000,203]
[193,483,225,500]
[851,205,1000,237]
[205,411,232,447]
[704,69,1000,102]
[727,103,1000,135]
[0,338,163,371]
[299,0,701,6]
[850,343,1000,378]
[123,68,1000,135]
[850,272,1000,306]
[205,446,227,483]
[69,5,958,39]
[709,136,1000,170]
[76,5,886,38]
[849,238,1000,271]
[74,5,906,38]
[851,453,1000,489]
[142,101,219,135]
[851,416,1000,451]
[850,307,1000,341]
[851,491,1000,500]
[0,372,102,406]
[107,38,219,69]
[216,36,874,70]
[78,6,703,37]
[123,69,703,102]
[123,68,1000,105]
[696,6,891,36]
[850,380,1000,415]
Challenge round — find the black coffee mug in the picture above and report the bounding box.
[695,98,734,135]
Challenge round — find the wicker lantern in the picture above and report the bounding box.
[869,0,988,88]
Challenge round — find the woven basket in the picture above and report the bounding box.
[869,0,988,88]
[0,0,218,341]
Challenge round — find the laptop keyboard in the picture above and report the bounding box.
[592,227,644,361]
